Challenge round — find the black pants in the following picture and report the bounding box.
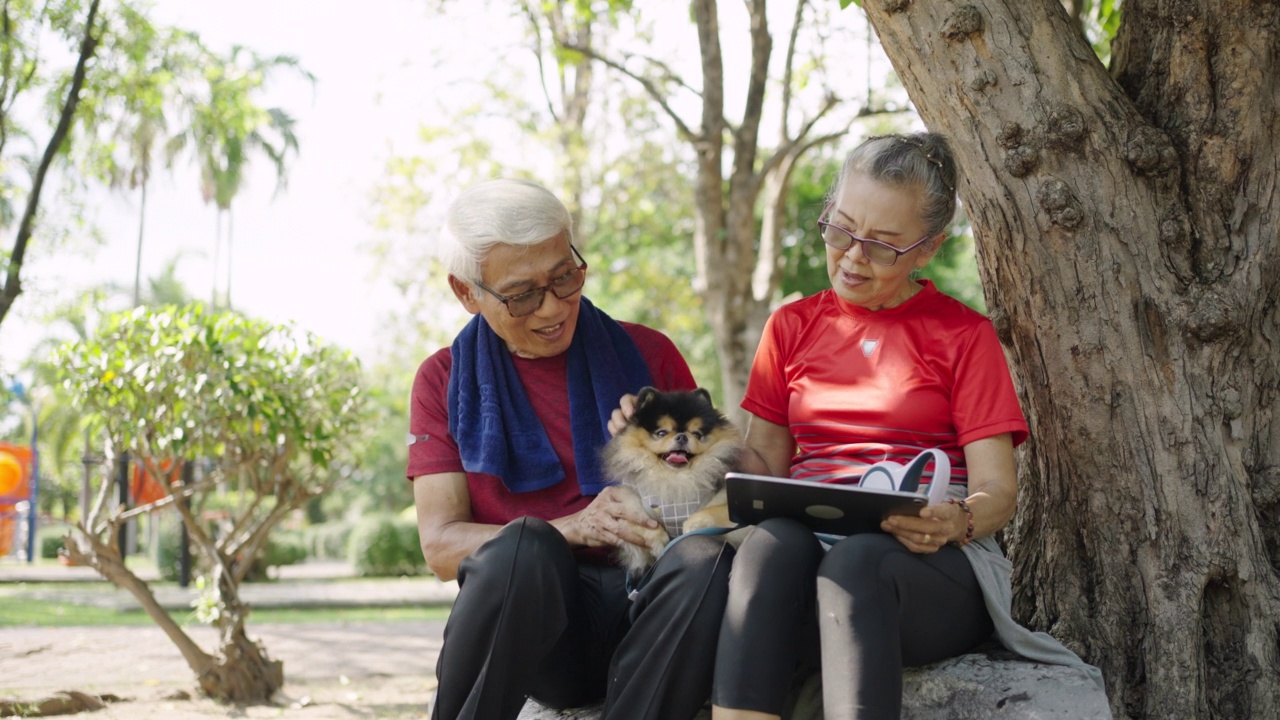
[713,518,993,719]
[431,517,735,720]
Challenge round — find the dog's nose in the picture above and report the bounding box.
[675,433,689,446]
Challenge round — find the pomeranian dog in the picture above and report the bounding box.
[602,386,743,576]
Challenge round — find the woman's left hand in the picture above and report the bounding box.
[881,502,966,554]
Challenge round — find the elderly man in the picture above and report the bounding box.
[408,178,733,720]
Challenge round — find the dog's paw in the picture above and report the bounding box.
[635,523,670,556]
[683,504,732,533]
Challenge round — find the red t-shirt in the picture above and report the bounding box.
[407,322,696,525]
[742,281,1028,486]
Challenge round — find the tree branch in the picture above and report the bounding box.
[778,0,808,144]
[520,0,561,124]
[0,0,102,329]
[556,39,700,143]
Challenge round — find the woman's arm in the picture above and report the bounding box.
[881,433,1018,553]
[740,413,796,478]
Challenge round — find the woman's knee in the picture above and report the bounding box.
[818,533,910,594]
[733,518,823,583]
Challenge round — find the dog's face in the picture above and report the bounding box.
[611,387,739,472]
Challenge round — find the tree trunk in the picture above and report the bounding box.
[133,180,148,307]
[0,0,101,330]
[691,0,774,418]
[861,1,1280,718]
[65,509,285,703]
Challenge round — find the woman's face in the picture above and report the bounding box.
[825,173,941,311]
[450,233,583,359]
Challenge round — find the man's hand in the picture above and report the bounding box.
[607,393,638,437]
[553,485,661,549]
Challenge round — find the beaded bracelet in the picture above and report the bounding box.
[949,498,974,547]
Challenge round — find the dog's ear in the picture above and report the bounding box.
[693,388,714,406]
[634,387,660,411]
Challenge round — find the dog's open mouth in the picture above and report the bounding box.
[661,451,691,467]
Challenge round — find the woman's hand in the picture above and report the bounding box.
[880,433,1018,553]
[881,502,967,554]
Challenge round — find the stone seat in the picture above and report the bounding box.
[517,648,1111,719]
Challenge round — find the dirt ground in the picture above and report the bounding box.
[0,621,448,718]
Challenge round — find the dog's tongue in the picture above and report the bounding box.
[666,451,689,465]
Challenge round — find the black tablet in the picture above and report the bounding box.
[725,472,928,536]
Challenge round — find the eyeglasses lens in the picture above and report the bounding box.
[508,267,586,317]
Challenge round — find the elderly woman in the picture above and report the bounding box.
[408,179,732,720]
[711,133,1100,720]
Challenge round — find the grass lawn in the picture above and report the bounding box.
[0,592,450,627]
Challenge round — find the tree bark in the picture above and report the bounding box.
[861,1,1280,718]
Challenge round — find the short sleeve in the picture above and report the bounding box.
[951,321,1029,448]
[741,309,791,426]
[406,349,463,479]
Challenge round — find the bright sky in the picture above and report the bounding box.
[0,1,883,382]
[0,0,517,374]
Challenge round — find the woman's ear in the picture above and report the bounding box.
[448,275,482,314]
[916,232,947,268]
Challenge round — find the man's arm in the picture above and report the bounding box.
[412,472,498,581]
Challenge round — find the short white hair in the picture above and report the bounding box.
[441,179,573,283]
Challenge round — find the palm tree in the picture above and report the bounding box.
[168,45,310,309]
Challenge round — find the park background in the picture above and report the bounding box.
[4,1,1278,719]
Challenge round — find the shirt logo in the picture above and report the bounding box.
[860,340,879,357]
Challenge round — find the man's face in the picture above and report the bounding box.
[450,233,583,359]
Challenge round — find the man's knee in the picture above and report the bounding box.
[459,516,574,590]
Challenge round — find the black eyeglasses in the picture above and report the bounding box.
[475,244,588,317]
[817,204,932,267]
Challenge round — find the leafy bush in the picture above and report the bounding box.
[153,516,186,582]
[262,531,308,568]
[303,521,353,560]
[37,524,69,559]
[347,514,427,577]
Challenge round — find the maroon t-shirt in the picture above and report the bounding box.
[407,322,696,526]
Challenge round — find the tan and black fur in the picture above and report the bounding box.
[602,387,742,576]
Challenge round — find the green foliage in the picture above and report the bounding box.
[302,520,354,560]
[347,514,428,578]
[257,530,307,571]
[55,303,370,638]
[1077,0,1124,65]
[56,303,365,472]
[38,523,70,559]
[153,514,184,581]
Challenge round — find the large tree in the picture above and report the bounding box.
[855,0,1279,717]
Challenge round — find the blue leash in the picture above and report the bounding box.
[625,525,743,600]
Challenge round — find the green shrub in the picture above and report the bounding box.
[37,524,69,559]
[153,515,186,582]
[262,531,308,568]
[303,521,353,560]
[348,514,427,577]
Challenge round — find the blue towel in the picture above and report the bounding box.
[447,296,654,494]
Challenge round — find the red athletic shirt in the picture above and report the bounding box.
[742,280,1028,485]
[407,322,696,525]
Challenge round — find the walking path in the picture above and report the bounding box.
[0,559,454,718]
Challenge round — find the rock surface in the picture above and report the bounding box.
[518,650,1111,720]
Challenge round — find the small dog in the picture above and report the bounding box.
[602,386,742,576]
